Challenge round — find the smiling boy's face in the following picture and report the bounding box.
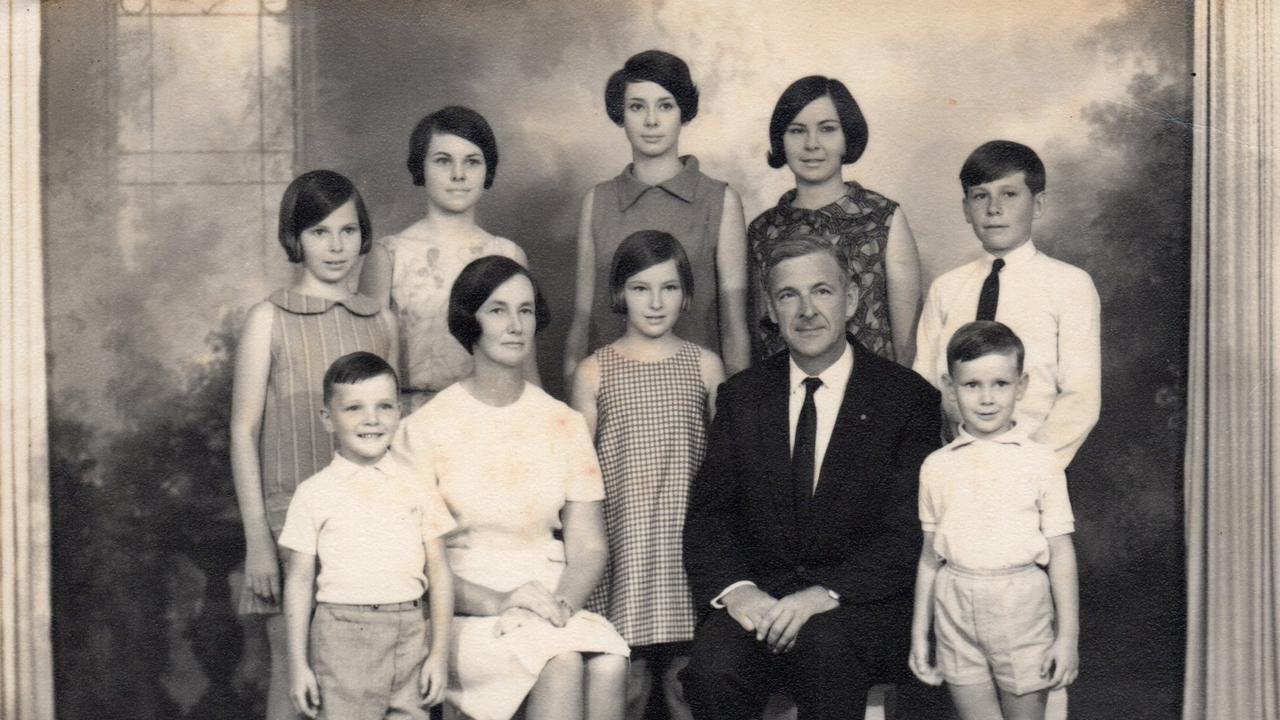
[320,374,400,466]
[945,351,1027,440]
[962,171,1045,256]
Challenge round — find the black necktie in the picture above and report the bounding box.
[976,258,1006,321]
[792,377,823,511]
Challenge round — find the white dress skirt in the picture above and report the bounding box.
[392,382,630,720]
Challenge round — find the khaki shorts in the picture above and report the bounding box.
[311,601,431,720]
[933,563,1055,695]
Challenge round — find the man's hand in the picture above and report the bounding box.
[757,586,838,653]
[721,585,777,633]
[419,650,447,706]
[1041,637,1078,689]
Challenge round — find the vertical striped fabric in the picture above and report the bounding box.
[259,289,392,533]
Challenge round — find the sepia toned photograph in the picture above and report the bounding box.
[3,0,1271,719]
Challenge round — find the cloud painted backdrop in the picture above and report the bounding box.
[42,1,1190,717]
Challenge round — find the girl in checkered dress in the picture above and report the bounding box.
[572,230,725,720]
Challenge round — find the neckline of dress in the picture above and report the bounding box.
[604,340,690,366]
[782,180,861,213]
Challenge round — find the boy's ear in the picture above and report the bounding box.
[941,372,958,402]
[961,195,975,226]
[319,406,334,434]
[1015,371,1030,400]
[1032,191,1047,220]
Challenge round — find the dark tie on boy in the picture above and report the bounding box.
[976,258,1006,321]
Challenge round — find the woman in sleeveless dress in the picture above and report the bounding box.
[360,106,537,413]
[748,75,922,365]
[563,50,750,385]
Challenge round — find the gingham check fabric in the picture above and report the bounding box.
[585,342,708,646]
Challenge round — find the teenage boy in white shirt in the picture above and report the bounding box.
[914,140,1101,470]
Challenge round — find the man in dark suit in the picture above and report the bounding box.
[681,235,941,719]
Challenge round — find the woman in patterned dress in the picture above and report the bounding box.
[360,106,538,413]
[748,75,922,366]
[572,231,724,720]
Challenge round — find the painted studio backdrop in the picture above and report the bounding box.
[42,1,1189,718]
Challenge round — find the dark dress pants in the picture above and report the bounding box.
[681,601,907,720]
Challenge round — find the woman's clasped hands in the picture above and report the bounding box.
[494,581,576,637]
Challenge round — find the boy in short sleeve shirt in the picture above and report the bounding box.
[909,322,1078,720]
[280,352,455,720]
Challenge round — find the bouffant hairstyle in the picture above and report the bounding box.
[766,76,868,169]
[447,256,551,354]
[406,106,499,189]
[604,50,699,126]
[277,169,373,264]
[945,320,1026,375]
[609,230,695,314]
[959,140,1046,195]
[322,351,399,406]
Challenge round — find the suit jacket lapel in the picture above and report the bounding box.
[814,341,872,503]
[758,353,798,544]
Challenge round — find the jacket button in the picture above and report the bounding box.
[795,565,806,575]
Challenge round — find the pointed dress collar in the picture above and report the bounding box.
[616,155,703,212]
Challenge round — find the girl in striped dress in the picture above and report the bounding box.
[571,230,725,720]
[230,170,397,720]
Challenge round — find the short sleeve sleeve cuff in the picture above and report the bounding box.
[1041,521,1075,538]
[564,411,606,502]
[418,484,457,540]
[277,487,317,555]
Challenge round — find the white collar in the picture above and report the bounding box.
[984,238,1037,268]
[788,341,854,394]
[949,423,1030,450]
[327,451,396,479]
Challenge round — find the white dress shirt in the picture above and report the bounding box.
[788,341,854,489]
[914,240,1101,468]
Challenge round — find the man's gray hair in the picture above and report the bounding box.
[760,234,857,290]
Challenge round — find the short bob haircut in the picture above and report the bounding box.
[277,169,373,264]
[959,140,1046,195]
[322,351,399,406]
[448,256,551,354]
[945,320,1026,375]
[406,106,499,189]
[766,76,868,169]
[604,50,699,126]
[760,233,858,294]
[609,230,695,314]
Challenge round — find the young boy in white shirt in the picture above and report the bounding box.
[909,321,1078,720]
[914,140,1101,469]
[280,351,455,719]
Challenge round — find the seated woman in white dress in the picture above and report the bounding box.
[392,255,629,720]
